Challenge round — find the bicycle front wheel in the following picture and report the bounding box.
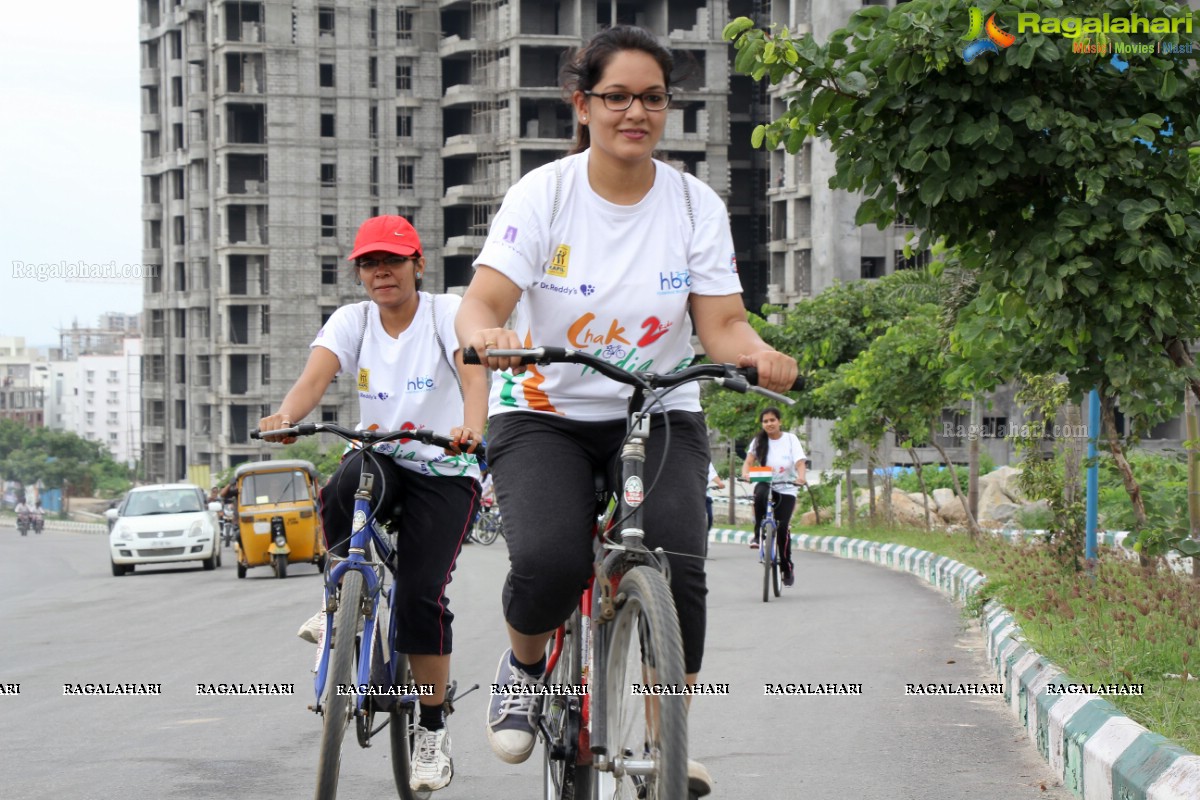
[315,570,365,800]
[761,521,776,603]
[600,566,687,799]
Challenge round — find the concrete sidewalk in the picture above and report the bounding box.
[709,526,1200,800]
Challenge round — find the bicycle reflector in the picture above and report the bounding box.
[748,467,773,483]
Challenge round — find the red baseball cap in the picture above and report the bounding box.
[347,215,422,261]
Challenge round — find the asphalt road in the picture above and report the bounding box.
[0,526,1069,800]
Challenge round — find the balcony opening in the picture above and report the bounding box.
[229,354,249,394]
[227,153,267,194]
[519,99,572,140]
[225,52,264,93]
[229,405,250,444]
[518,0,561,34]
[229,305,249,344]
[226,103,265,144]
[519,47,560,89]
[224,1,263,42]
[228,254,249,294]
[320,162,336,187]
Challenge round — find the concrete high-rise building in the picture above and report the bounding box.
[149,0,1172,479]
[139,0,761,481]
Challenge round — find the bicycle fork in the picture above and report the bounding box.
[591,410,651,775]
[311,473,383,717]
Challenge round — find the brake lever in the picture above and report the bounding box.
[713,376,796,406]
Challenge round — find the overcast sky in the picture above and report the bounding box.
[0,3,142,349]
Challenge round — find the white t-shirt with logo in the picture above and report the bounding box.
[474,150,743,421]
[760,432,806,497]
[311,294,479,480]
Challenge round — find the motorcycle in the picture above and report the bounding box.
[17,513,30,536]
[30,510,44,534]
[220,502,236,548]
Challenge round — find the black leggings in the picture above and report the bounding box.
[753,484,796,576]
[486,410,710,674]
[319,452,479,656]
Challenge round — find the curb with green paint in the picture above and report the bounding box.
[708,527,1200,799]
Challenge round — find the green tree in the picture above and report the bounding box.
[0,421,131,495]
[726,1,1200,548]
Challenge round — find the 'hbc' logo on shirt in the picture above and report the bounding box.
[547,244,571,278]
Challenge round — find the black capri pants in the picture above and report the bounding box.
[487,410,710,674]
[319,452,479,656]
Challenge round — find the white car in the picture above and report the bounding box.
[107,484,222,576]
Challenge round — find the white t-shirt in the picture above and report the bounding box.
[474,150,743,421]
[758,433,806,497]
[311,294,480,480]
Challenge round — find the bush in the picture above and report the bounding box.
[892,452,996,496]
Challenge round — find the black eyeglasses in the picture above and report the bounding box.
[356,255,414,269]
[583,90,672,112]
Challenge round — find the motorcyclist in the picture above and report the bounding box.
[15,499,31,534]
[29,501,44,533]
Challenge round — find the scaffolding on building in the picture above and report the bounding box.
[470,0,509,236]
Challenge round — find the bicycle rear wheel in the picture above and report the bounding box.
[389,653,427,800]
[542,611,590,800]
[600,566,687,799]
[761,520,776,603]
[315,570,365,800]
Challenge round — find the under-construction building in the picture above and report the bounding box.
[142,0,1012,480]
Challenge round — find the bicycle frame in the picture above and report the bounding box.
[312,468,416,719]
[543,390,670,781]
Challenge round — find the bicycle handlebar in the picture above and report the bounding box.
[251,421,458,450]
[462,346,804,405]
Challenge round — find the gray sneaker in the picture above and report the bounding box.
[485,649,542,764]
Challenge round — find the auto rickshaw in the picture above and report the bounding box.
[231,460,326,579]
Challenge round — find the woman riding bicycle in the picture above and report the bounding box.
[258,214,487,793]
[741,407,807,587]
[454,26,798,796]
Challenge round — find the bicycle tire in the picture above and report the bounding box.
[474,514,500,546]
[315,569,365,800]
[761,520,776,604]
[389,654,427,800]
[542,611,590,800]
[600,566,687,799]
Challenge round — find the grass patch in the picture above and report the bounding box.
[791,524,1200,754]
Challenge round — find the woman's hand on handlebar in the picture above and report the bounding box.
[466,328,526,373]
[447,424,484,456]
[736,351,799,395]
[258,412,297,444]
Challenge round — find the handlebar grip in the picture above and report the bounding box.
[250,423,317,440]
[461,346,549,366]
[742,368,806,393]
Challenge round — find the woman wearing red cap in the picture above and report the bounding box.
[258,214,487,792]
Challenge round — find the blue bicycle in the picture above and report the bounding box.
[751,477,783,602]
[252,422,477,800]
